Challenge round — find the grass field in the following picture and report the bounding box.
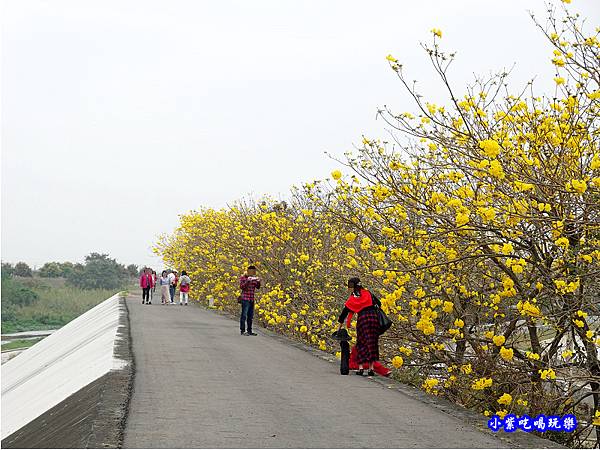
[1,338,44,351]
[1,277,137,334]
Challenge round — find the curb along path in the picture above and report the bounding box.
[122,296,557,448]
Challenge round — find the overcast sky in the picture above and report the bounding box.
[2,0,598,270]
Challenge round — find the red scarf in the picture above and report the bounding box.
[344,288,373,327]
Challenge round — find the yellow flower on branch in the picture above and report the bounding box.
[479,139,501,158]
[517,300,541,318]
[493,335,506,346]
[456,211,470,227]
[478,206,496,222]
[496,410,508,419]
[344,232,357,242]
[566,179,587,193]
[399,346,413,356]
[539,368,556,380]
[502,243,514,254]
[497,393,513,405]
[472,377,493,390]
[514,180,534,191]
[500,346,514,361]
[423,378,439,392]
[488,160,505,179]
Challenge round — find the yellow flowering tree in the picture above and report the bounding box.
[156,4,599,447]
[311,4,599,446]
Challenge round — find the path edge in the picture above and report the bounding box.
[86,294,135,449]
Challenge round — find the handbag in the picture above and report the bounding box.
[376,305,392,335]
[369,292,392,335]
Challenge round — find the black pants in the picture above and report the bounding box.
[240,300,254,333]
[142,287,150,303]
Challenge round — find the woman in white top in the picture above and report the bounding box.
[160,271,171,305]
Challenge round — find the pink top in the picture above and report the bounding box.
[139,273,154,289]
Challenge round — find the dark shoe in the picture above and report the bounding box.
[247,332,257,336]
[356,369,365,376]
[368,370,375,377]
[241,331,246,335]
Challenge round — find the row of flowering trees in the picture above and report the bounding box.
[156,4,599,447]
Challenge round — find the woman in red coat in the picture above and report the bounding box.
[337,277,381,376]
[139,268,154,305]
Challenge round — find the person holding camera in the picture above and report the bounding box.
[239,265,261,336]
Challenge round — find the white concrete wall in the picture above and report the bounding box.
[1,293,128,440]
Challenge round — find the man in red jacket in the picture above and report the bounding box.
[140,268,154,304]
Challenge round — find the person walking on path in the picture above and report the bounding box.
[140,268,154,304]
[337,277,381,376]
[160,271,171,305]
[239,265,261,336]
[179,271,191,305]
[168,270,178,305]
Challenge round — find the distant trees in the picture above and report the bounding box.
[3,255,142,290]
[1,262,15,278]
[13,262,33,277]
[39,261,75,278]
[67,253,129,290]
[126,264,139,277]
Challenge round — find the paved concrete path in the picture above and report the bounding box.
[123,295,509,448]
